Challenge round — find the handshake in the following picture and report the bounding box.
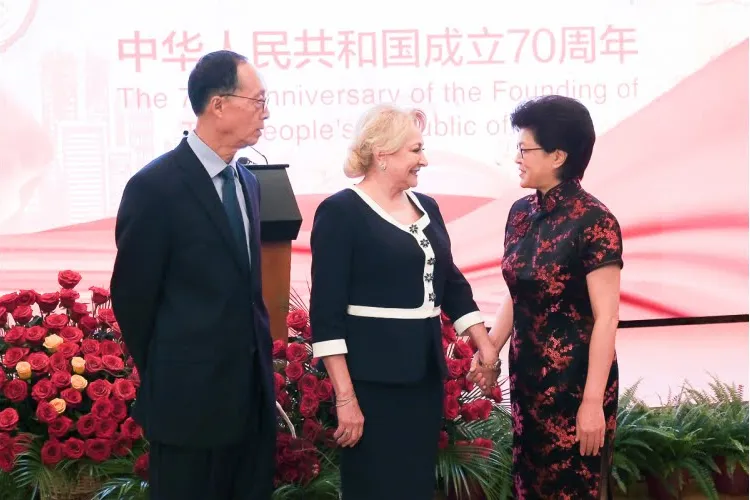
[467,343,502,395]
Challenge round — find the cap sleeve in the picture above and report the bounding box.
[579,210,624,274]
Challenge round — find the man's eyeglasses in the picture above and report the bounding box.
[222,94,267,111]
[518,147,543,159]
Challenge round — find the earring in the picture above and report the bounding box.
[379,162,386,171]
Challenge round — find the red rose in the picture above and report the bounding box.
[89,286,110,305]
[91,398,114,420]
[111,322,122,337]
[15,290,36,307]
[2,347,27,368]
[286,310,309,331]
[84,354,103,373]
[3,379,28,403]
[471,437,494,457]
[444,396,460,420]
[3,326,26,345]
[70,303,88,322]
[438,430,449,449]
[36,292,60,313]
[48,416,74,438]
[27,352,50,372]
[76,414,97,437]
[102,355,124,372]
[0,307,6,328]
[446,359,465,379]
[59,289,79,308]
[41,439,64,465]
[298,374,319,395]
[315,379,334,402]
[112,435,133,457]
[58,270,82,289]
[442,324,457,342]
[31,379,56,401]
[0,450,14,473]
[453,341,474,359]
[81,339,100,355]
[0,293,18,310]
[95,418,118,439]
[134,452,149,480]
[302,419,323,443]
[128,366,141,387]
[86,379,112,401]
[63,437,85,459]
[286,343,309,364]
[273,372,285,394]
[112,379,136,401]
[121,417,144,440]
[97,308,116,325]
[272,339,286,359]
[284,362,304,382]
[0,408,19,431]
[56,342,80,359]
[48,352,69,373]
[99,340,123,357]
[50,371,71,390]
[444,380,462,398]
[61,388,83,407]
[11,305,32,325]
[24,326,47,344]
[111,398,128,421]
[85,438,111,462]
[59,326,83,344]
[78,315,99,333]
[43,314,69,330]
[299,396,319,418]
[36,402,59,424]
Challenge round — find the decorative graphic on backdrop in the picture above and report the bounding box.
[0,0,37,53]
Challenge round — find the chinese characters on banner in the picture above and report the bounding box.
[118,26,638,72]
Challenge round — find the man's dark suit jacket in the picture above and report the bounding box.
[110,138,275,449]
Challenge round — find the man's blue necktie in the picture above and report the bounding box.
[219,165,250,264]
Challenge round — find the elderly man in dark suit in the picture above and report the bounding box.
[110,50,275,500]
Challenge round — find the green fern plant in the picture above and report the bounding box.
[647,396,721,500]
[683,375,749,479]
[611,381,675,494]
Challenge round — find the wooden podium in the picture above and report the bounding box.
[245,163,302,342]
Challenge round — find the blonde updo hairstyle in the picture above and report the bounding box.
[344,104,427,178]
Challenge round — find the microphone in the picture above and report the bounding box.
[237,156,254,166]
[183,130,188,137]
[250,146,268,165]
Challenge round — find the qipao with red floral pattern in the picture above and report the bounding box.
[501,179,623,500]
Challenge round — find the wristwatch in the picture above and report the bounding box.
[477,356,502,371]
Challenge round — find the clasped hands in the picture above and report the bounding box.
[467,344,501,394]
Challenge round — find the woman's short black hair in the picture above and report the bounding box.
[510,95,596,181]
[187,50,248,116]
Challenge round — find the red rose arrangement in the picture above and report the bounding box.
[272,306,337,490]
[0,271,148,493]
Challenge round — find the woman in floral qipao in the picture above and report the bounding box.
[472,95,624,500]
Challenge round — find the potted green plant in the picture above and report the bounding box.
[611,382,674,497]
[684,376,749,495]
[644,389,720,500]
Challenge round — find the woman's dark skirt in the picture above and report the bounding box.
[340,367,444,500]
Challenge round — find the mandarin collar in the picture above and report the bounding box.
[531,179,582,213]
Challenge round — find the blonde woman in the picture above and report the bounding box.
[309,104,500,500]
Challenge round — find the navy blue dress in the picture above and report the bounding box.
[309,186,483,500]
